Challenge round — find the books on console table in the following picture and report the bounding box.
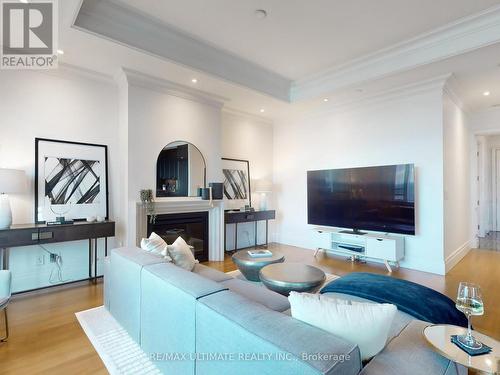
[247,250,272,258]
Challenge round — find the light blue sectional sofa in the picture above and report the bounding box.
[105,247,465,375]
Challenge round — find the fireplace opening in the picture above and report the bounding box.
[147,211,209,262]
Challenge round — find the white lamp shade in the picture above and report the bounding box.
[255,180,273,193]
[0,169,26,194]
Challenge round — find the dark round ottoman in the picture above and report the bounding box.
[231,250,285,281]
[259,263,326,296]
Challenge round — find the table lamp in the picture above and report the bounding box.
[0,169,26,229]
[255,180,272,211]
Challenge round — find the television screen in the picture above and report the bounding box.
[307,164,415,235]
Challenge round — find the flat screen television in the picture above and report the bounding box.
[307,164,415,235]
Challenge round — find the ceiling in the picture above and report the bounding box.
[120,0,500,80]
[53,0,500,118]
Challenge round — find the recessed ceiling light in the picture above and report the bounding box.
[323,98,329,102]
[483,91,491,96]
[57,49,64,55]
[260,108,265,113]
[19,0,28,3]
[191,78,198,84]
[255,9,267,19]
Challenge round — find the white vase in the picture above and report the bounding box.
[0,194,12,229]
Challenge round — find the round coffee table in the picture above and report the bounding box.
[423,324,500,374]
[259,263,326,296]
[231,250,285,281]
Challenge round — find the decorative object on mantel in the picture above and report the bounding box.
[209,182,223,200]
[35,138,109,223]
[200,187,211,201]
[221,158,251,210]
[0,169,26,229]
[140,189,156,224]
[255,179,272,211]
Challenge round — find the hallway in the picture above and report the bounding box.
[478,231,500,251]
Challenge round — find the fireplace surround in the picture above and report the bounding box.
[136,198,225,261]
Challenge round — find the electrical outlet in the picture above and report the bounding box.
[35,255,45,266]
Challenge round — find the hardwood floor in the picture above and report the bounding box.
[0,281,106,375]
[0,244,498,374]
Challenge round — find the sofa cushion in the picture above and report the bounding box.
[359,320,467,375]
[323,292,414,342]
[289,292,397,361]
[108,247,169,343]
[220,278,290,312]
[141,262,228,375]
[192,263,233,282]
[196,290,362,375]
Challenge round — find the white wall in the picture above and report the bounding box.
[273,87,447,274]
[221,111,274,249]
[442,92,471,272]
[124,78,224,245]
[0,69,119,291]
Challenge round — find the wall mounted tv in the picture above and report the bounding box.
[307,164,415,235]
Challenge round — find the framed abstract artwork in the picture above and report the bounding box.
[35,138,109,223]
[221,158,251,209]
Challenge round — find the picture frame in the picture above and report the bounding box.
[35,138,109,223]
[221,158,251,209]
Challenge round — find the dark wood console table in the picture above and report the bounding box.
[0,221,115,294]
[224,210,275,252]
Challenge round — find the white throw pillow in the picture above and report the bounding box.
[140,232,172,261]
[167,236,198,271]
[288,292,397,360]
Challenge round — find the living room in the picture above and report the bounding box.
[0,0,499,374]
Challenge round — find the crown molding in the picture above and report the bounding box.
[443,74,468,114]
[73,0,291,102]
[222,107,274,125]
[36,62,115,85]
[291,5,500,102]
[118,68,228,109]
[285,74,451,122]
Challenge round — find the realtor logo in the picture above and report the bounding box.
[1,0,58,69]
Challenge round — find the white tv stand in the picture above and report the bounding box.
[313,227,404,272]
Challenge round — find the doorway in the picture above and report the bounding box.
[476,134,500,250]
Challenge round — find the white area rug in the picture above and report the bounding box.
[75,306,161,375]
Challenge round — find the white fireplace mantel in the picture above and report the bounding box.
[136,198,225,261]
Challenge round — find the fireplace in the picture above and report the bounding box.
[147,211,209,262]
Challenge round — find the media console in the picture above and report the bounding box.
[313,227,404,272]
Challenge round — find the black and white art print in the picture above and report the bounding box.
[45,157,101,205]
[222,158,251,209]
[35,139,108,223]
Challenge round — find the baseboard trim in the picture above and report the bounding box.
[445,240,472,273]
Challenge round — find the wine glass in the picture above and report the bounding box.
[455,282,484,349]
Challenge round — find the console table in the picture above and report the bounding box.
[224,210,275,251]
[0,221,115,293]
